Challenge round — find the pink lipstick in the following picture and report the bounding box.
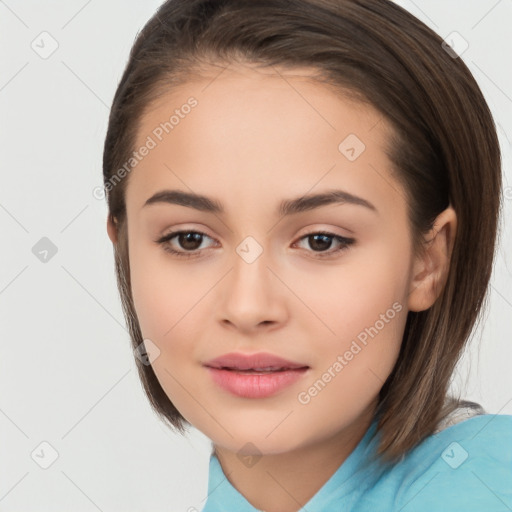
[203,352,309,398]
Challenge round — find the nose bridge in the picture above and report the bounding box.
[230,233,272,297]
[218,232,284,329]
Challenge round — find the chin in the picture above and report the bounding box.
[214,431,306,456]
[194,411,316,456]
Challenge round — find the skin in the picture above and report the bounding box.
[107,63,457,511]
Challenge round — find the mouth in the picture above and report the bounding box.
[203,352,310,398]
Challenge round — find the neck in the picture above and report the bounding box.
[213,404,377,512]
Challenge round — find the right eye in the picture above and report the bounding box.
[156,230,218,258]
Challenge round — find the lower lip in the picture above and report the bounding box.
[205,367,309,398]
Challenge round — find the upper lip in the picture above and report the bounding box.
[203,352,309,371]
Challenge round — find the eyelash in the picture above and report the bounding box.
[155,229,355,260]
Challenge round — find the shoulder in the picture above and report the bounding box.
[392,414,512,511]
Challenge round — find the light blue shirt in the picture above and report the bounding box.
[201,413,512,511]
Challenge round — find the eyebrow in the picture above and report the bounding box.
[142,189,378,216]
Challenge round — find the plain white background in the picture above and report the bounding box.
[1,1,511,510]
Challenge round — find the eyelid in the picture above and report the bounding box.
[295,224,354,239]
[158,224,353,242]
[156,224,216,243]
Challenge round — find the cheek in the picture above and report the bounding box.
[290,244,408,344]
[292,303,406,446]
[292,244,409,399]
[128,252,207,422]
[129,239,208,340]
[305,301,406,398]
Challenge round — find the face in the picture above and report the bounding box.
[119,64,419,456]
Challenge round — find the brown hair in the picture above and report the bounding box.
[102,0,503,463]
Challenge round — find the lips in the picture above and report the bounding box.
[203,352,309,372]
[203,352,310,398]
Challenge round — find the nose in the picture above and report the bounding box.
[217,244,288,334]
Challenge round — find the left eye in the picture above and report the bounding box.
[293,232,355,257]
[156,230,355,259]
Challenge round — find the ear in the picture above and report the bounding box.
[407,205,457,312]
[107,214,118,244]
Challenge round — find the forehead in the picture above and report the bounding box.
[135,63,383,145]
[126,63,404,219]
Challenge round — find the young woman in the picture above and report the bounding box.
[102,0,511,510]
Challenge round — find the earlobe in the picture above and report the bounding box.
[106,214,118,244]
[407,205,457,312]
